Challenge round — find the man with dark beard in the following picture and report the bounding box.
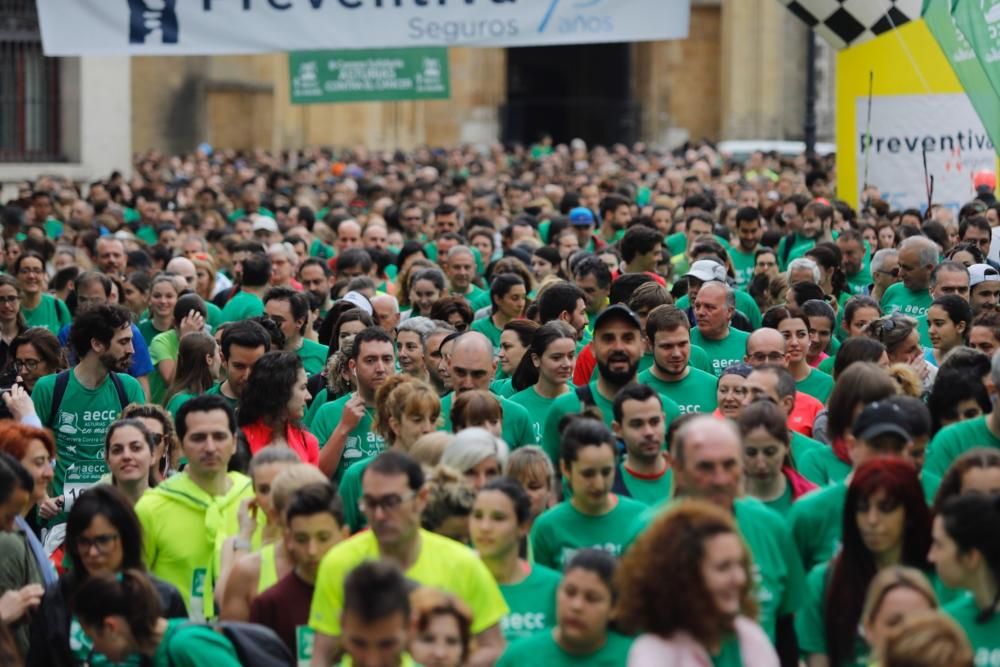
[541,305,680,464]
[32,304,146,516]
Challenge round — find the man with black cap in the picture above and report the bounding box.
[540,304,680,465]
[788,400,918,572]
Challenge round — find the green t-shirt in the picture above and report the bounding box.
[509,386,570,447]
[497,630,633,667]
[310,529,508,636]
[618,462,673,506]
[628,496,805,641]
[32,370,146,501]
[925,415,1000,478]
[730,246,758,290]
[817,354,836,376]
[776,233,816,271]
[796,368,834,404]
[297,338,329,376]
[166,390,198,419]
[712,634,743,667]
[149,329,181,405]
[138,318,170,347]
[676,290,762,330]
[790,432,825,469]
[586,346,713,383]
[470,315,503,351]
[310,392,384,481]
[789,482,847,572]
[439,393,535,449]
[490,378,517,398]
[228,206,274,222]
[499,564,562,642]
[690,327,751,378]
[338,455,373,533]
[22,293,71,335]
[205,302,224,331]
[530,496,647,571]
[880,282,932,318]
[797,446,851,488]
[452,285,491,312]
[219,290,264,324]
[763,481,795,517]
[637,367,718,415]
[944,593,1000,666]
[796,562,868,667]
[540,382,681,464]
[303,387,331,429]
[150,618,242,667]
[205,382,238,412]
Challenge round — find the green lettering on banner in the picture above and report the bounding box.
[289,48,450,104]
[923,0,1000,154]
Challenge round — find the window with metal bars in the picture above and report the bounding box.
[0,0,63,163]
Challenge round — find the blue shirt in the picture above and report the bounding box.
[58,322,153,378]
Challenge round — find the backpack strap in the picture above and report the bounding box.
[574,384,596,408]
[611,462,632,498]
[108,372,129,411]
[48,370,73,426]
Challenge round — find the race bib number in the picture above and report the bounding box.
[62,462,106,512]
[190,568,207,622]
[297,625,315,667]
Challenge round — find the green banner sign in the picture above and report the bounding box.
[923,0,1000,153]
[289,48,449,105]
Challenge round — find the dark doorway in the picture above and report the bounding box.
[502,42,638,148]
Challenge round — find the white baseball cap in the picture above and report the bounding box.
[969,263,1000,287]
[684,259,727,283]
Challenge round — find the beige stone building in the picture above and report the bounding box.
[132,0,834,154]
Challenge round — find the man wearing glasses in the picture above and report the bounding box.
[309,450,507,667]
[744,329,824,440]
[868,248,900,304]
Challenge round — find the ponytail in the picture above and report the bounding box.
[71,569,162,651]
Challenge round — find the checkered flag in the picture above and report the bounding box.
[778,0,922,49]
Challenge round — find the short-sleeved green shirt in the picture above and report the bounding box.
[22,293,71,335]
[676,290,762,329]
[944,593,1000,665]
[297,338,329,376]
[219,290,264,323]
[789,482,847,572]
[439,393,535,449]
[637,367,718,415]
[618,462,673,506]
[149,329,181,405]
[776,233,816,271]
[690,327,751,378]
[530,496,647,571]
[499,564,562,642]
[497,629,633,667]
[795,562,869,667]
[309,392,383,481]
[138,318,170,347]
[730,246,758,290]
[509,386,570,446]
[797,446,851,488]
[925,415,1000,478]
[880,282,932,318]
[470,315,503,351]
[796,367,834,404]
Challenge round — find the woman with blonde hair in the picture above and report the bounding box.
[421,465,477,544]
[883,611,973,667]
[861,566,939,664]
[190,254,218,303]
[441,427,509,491]
[617,499,778,666]
[339,375,441,533]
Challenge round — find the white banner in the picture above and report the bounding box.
[37,0,690,56]
[856,93,995,212]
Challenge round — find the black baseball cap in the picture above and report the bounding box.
[593,304,641,331]
[852,401,912,443]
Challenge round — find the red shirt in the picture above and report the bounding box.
[241,421,320,466]
[573,343,597,386]
[788,392,824,438]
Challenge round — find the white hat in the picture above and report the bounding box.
[251,217,279,233]
[341,290,373,316]
[969,263,1000,287]
[684,259,727,283]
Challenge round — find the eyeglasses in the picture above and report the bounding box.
[748,352,786,363]
[359,491,415,514]
[77,532,120,553]
[17,267,44,275]
[0,296,18,304]
[13,359,40,371]
[876,267,900,277]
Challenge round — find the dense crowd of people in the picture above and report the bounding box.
[0,139,997,666]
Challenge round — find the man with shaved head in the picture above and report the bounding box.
[626,414,806,658]
[437,331,533,448]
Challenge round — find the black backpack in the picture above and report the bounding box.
[48,369,129,422]
[163,621,294,667]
